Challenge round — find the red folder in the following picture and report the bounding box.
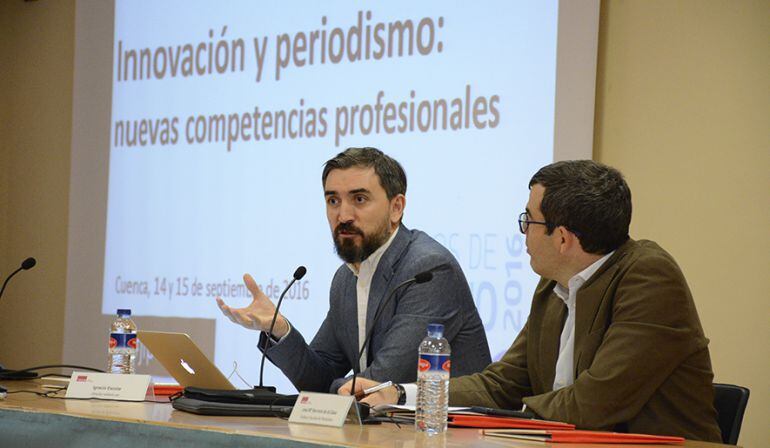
[448,414,575,430]
[483,429,685,444]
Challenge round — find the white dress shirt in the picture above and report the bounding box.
[270,228,398,372]
[347,227,399,372]
[551,251,613,390]
[401,251,614,405]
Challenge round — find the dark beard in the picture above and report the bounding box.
[333,221,391,264]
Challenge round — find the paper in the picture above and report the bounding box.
[372,404,470,413]
[288,391,357,427]
[65,371,151,401]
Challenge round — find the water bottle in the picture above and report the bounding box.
[415,323,451,435]
[108,309,137,374]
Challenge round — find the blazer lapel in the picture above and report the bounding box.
[364,225,411,364]
[573,240,634,374]
[339,276,362,370]
[572,279,607,374]
[538,291,565,393]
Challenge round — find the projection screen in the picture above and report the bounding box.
[65,0,599,393]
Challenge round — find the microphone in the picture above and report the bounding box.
[0,257,37,376]
[257,265,307,391]
[348,264,442,399]
[0,257,37,303]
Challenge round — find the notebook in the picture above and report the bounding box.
[137,331,235,390]
[482,429,685,444]
[449,414,575,430]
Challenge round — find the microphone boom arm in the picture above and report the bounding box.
[258,266,307,389]
[349,268,436,398]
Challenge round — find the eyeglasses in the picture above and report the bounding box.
[518,212,548,234]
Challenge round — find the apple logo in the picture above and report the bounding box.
[180,359,196,375]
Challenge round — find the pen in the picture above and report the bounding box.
[354,380,393,400]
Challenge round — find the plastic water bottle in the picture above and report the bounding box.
[108,309,137,374]
[415,323,451,435]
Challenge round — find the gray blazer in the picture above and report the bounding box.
[260,224,491,392]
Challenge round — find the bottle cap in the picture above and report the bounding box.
[427,323,444,337]
[117,309,131,317]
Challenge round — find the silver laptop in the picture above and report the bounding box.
[138,331,235,390]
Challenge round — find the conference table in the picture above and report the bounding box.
[0,380,730,448]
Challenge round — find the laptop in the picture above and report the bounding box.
[137,331,235,390]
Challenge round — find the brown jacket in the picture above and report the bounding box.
[449,239,722,442]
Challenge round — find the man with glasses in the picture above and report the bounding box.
[344,160,721,442]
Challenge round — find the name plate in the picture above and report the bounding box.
[288,391,358,427]
[65,371,151,401]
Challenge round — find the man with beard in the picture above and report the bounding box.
[217,147,490,393]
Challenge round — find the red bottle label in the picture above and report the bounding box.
[418,358,431,372]
[109,333,137,350]
[418,354,450,373]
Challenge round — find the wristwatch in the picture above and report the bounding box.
[393,383,406,405]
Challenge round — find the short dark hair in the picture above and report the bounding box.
[529,160,631,254]
[322,147,407,199]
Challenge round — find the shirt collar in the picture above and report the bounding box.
[346,226,399,278]
[554,250,614,303]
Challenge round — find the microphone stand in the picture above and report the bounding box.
[349,270,434,399]
[256,266,306,392]
[0,257,37,374]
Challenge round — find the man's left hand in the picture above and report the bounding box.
[338,377,399,406]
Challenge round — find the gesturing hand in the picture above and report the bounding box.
[215,273,290,338]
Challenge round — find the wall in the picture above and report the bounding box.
[0,0,74,369]
[0,0,767,446]
[594,1,769,446]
